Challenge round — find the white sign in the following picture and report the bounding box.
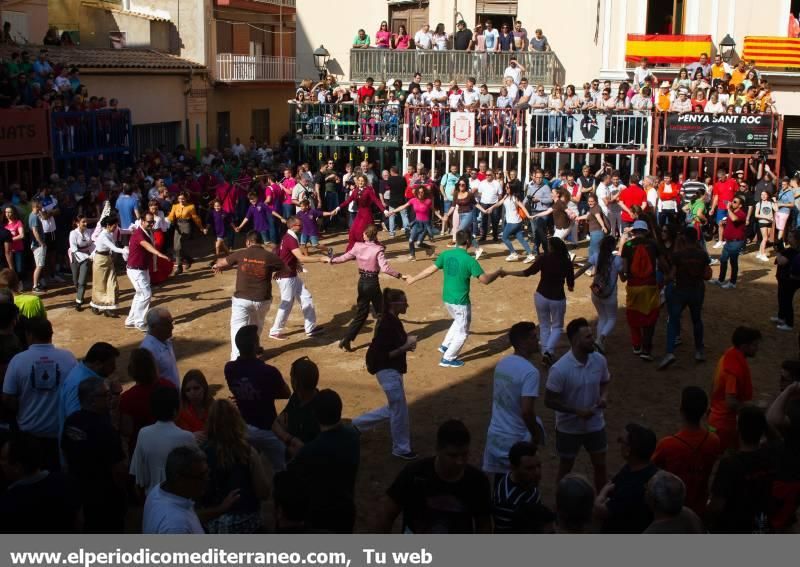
[449,112,475,147]
[570,111,606,144]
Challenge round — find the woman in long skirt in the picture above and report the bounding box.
[332,174,388,251]
[90,215,126,317]
[68,215,95,311]
[359,287,417,460]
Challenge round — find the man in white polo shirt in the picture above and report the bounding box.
[545,317,610,493]
[477,170,503,242]
[462,77,481,111]
[414,24,433,49]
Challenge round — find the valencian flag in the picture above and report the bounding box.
[742,36,800,67]
[625,34,713,64]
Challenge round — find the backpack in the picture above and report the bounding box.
[591,261,615,299]
[628,240,656,282]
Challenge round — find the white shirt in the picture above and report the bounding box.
[705,100,726,114]
[505,83,519,103]
[646,188,659,210]
[143,483,204,534]
[606,184,623,212]
[3,344,78,438]
[462,88,480,107]
[421,91,435,106]
[503,66,522,85]
[68,228,94,262]
[140,334,180,388]
[130,421,196,493]
[595,183,610,215]
[486,354,540,439]
[633,65,650,88]
[519,85,535,101]
[502,197,523,224]
[477,180,502,204]
[448,92,462,109]
[545,350,610,434]
[414,30,433,49]
[231,143,246,157]
[93,229,126,254]
[430,88,447,105]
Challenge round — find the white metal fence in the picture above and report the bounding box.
[215,54,296,82]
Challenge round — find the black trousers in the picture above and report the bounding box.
[480,202,502,240]
[778,278,800,327]
[344,276,382,342]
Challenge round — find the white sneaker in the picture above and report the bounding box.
[523,254,536,264]
[777,323,794,332]
[721,281,737,289]
[709,279,722,286]
[713,241,724,249]
[505,253,520,262]
[474,247,484,259]
[770,316,786,324]
[759,254,770,262]
[709,258,720,266]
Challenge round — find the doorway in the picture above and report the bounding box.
[646,0,685,34]
[217,111,231,149]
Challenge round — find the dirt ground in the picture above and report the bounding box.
[41,227,794,532]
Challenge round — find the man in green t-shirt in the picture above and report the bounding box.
[353,29,371,49]
[407,230,504,367]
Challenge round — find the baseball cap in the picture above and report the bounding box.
[632,220,649,232]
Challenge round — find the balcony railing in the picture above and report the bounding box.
[290,102,403,143]
[529,110,652,150]
[51,109,132,161]
[349,49,564,87]
[215,54,296,82]
[404,106,524,148]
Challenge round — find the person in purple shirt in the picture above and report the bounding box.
[236,191,285,244]
[224,325,291,471]
[206,199,237,266]
[296,199,334,255]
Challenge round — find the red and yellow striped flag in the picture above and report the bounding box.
[742,36,800,67]
[625,34,712,64]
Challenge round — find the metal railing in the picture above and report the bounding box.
[349,49,564,87]
[51,109,131,160]
[404,106,524,147]
[290,102,403,142]
[528,110,652,149]
[215,54,296,82]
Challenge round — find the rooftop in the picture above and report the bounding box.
[0,44,205,71]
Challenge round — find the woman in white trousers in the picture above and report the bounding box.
[507,236,575,367]
[575,235,623,354]
[358,288,418,460]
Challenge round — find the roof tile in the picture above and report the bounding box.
[0,44,205,71]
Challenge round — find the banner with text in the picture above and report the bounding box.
[0,109,50,158]
[665,113,775,150]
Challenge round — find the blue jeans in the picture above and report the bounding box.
[666,286,704,353]
[588,230,605,259]
[501,222,531,255]
[388,206,410,234]
[718,240,745,284]
[443,200,452,215]
[408,221,432,256]
[457,210,479,249]
[529,216,549,255]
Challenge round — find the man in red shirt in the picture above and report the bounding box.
[124,212,171,331]
[651,386,722,516]
[710,194,747,289]
[357,78,376,101]
[618,173,648,228]
[710,169,738,249]
[707,326,760,451]
[268,216,330,340]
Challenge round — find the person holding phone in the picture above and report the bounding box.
[361,288,418,460]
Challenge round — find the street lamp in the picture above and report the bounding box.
[313,45,330,80]
[719,34,736,63]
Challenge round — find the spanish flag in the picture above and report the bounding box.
[742,36,800,67]
[626,34,713,64]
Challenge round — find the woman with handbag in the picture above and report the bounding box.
[487,181,536,263]
[575,235,623,354]
[166,191,206,275]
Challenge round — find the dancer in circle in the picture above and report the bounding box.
[387,186,442,261]
[486,181,536,263]
[331,224,405,352]
[575,235,623,354]
[139,199,174,286]
[124,211,172,331]
[67,215,94,311]
[506,236,575,367]
[442,178,488,259]
[332,174,389,252]
[360,287,417,460]
[90,214,127,317]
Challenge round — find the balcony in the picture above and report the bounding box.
[349,49,564,88]
[289,102,402,146]
[215,54,296,82]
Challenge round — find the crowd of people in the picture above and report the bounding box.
[0,131,799,534]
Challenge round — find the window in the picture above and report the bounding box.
[1,11,29,43]
[216,21,233,53]
[252,109,270,145]
[646,0,685,34]
[217,112,231,148]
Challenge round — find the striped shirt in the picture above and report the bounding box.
[492,473,542,533]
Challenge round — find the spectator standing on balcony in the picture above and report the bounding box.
[670,89,692,113]
[498,24,516,52]
[710,54,732,88]
[469,23,485,52]
[353,29,370,49]
[478,84,494,107]
[414,24,433,50]
[503,59,525,85]
[687,53,712,80]
[656,82,672,112]
[529,29,550,52]
[432,24,450,50]
[375,22,391,49]
[392,25,410,50]
[453,20,472,50]
[483,21,500,52]
[633,58,651,90]
[32,50,52,88]
[512,21,528,50]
